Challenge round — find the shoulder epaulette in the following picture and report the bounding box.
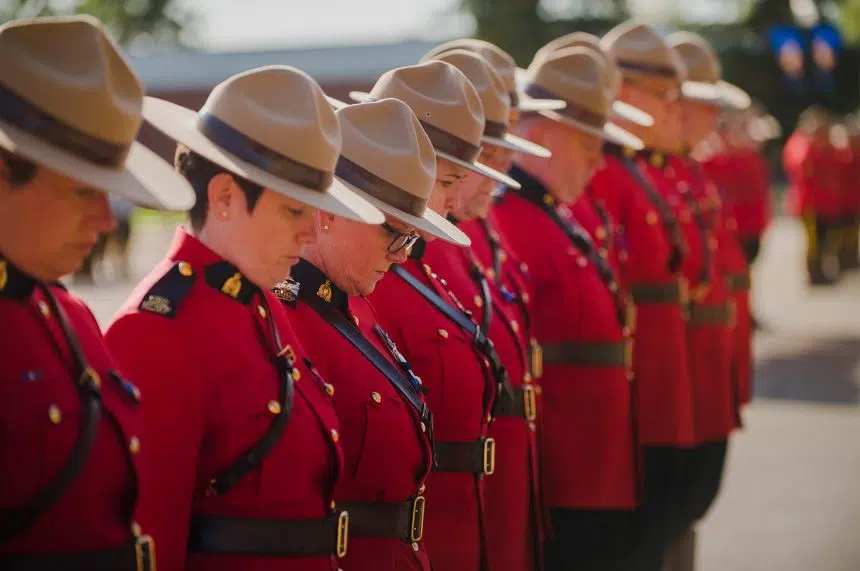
[138,261,196,318]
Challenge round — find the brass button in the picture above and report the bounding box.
[48,404,62,424]
[486,269,496,280]
[371,391,382,403]
[292,368,302,381]
[522,292,530,303]
[577,257,587,267]
[595,226,607,240]
[474,295,483,308]
[499,251,507,262]
[267,400,281,414]
[129,436,141,454]
[331,500,337,510]
[178,262,193,277]
[412,542,420,551]
[646,211,658,225]
[257,305,267,319]
[352,315,360,327]
[325,383,335,396]
[511,320,519,333]
[528,422,537,432]
[437,329,449,339]
[420,422,427,433]
[423,264,432,274]
[524,373,532,384]
[330,429,340,443]
[131,522,143,537]
[38,300,50,318]
[418,484,426,494]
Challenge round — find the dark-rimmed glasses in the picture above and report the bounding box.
[382,222,420,254]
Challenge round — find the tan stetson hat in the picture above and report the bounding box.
[667,32,751,110]
[348,61,520,188]
[0,15,193,211]
[335,98,470,246]
[142,66,383,224]
[601,21,684,87]
[427,50,550,158]
[420,39,566,112]
[523,47,643,149]
[527,32,654,127]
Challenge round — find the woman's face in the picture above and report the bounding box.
[456,145,511,221]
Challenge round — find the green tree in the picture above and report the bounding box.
[0,0,192,48]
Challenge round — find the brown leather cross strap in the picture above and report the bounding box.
[337,497,426,542]
[724,272,751,292]
[542,340,631,367]
[434,439,496,475]
[188,512,349,558]
[688,301,735,327]
[630,280,687,305]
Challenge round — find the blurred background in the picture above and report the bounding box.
[2,1,859,570]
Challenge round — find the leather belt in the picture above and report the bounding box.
[338,497,426,542]
[688,301,736,327]
[0,536,155,571]
[630,280,687,305]
[494,385,538,421]
[434,438,496,475]
[542,340,631,368]
[188,511,349,558]
[724,273,751,292]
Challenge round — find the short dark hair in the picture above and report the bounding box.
[174,145,264,232]
[0,148,39,188]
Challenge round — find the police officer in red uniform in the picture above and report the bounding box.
[497,47,645,571]
[105,67,384,571]
[284,99,471,571]
[0,15,195,570]
[413,47,556,571]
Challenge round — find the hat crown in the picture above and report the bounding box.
[601,20,683,82]
[0,15,143,146]
[200,66,340,172]
[668,32,721,84]
[338,98,436,202]
[527,47,612,119]
[421,39,518,95]
[534,32,620,94]
[430,49,510,125]
[368,61,485,147]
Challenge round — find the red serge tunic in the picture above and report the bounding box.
[367,252,496,571]
[287,259,433,571]
[493,166,638,511]
[703,149,772,240]
[0,255,144,564]
[639,153,736,443]
[783,132,846,220]
[456,214,544,571]
[105,230,343,571]
[590,148,695,448]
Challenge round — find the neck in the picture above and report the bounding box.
[302,245,357,296]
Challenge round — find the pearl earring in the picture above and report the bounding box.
[221,212,228,218]
[323,225,329,231]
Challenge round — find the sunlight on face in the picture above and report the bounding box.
[681,99,720,148]
[457,144,511,221]
[0,159,116,281]
[427,157,468,217]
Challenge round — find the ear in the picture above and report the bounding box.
[317,209,336,231]
[207,172,237,220]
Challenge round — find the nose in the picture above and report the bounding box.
[93,194,117,234]
[445,186,461,214]
[297,213,319,247]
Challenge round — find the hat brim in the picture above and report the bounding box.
[327,96,349,110]
[482,132,551,158]
[351,91,521,188]
[142,97,384,225]
[611,100,654,127]
[0,116,194,211]
[538,109,644,150]
[337,177,471,246]
[682,80,751,110]
[514,67,568,112]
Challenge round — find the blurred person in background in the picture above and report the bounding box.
[74,195,134,283]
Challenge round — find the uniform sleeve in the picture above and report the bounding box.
[105,313,205,571]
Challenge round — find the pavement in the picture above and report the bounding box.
[69,216,860,571]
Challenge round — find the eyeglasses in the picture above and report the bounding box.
[382,222,420,254]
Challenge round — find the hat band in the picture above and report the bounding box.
[197,113,333,191]
[525,85,605,129]
[484,119,509,139]
[617,59,678,79]
[509,90,520,107]
[0,83,130,167]
[418,119,482,163]
[335,156,427,217]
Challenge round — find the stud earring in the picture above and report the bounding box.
[221,212,228,218]
[323,225,329,231]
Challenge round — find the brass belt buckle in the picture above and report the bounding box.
[529,339,543,379]
[335,510,349,558]
[626,300,638,335]
[523,385,537,422]
[410,496,426,542]
[135,535,156,571]
[482,437,496,475]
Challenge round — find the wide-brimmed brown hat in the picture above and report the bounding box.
[421,38,567,113]
[667,32,751,110]
[526,32,654,127]
[335,98,470,246]
[522,47,643,149]
[601,20,685,91]
[0,15,194,211]
[143,66,383,224]
[348,61,520,187]
[426,50,551,158]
